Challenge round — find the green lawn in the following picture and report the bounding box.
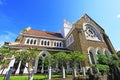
[0,74,65,80]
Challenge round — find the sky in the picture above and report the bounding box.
[0,0,120,50]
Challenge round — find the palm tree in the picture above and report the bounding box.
[15,48,38,80]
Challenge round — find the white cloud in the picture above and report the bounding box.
[0,31,17,46]
[117,14,120,18]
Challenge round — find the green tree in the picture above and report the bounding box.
[70,51,86,77]
[53,52,67,78]
[0,46,15,80]
[44,54,54,80]
[0,46,10,74]
[95,54,109,75]
[96,53,120,80]
[15,48,38,80]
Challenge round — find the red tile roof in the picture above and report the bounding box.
[22,29,63,38]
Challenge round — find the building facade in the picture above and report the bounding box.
[1,14,116,75]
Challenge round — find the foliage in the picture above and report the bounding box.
[15,48,38,67]
[69,51,86,67]
[52,52,67,67]
[15,47,39,80]
[92,64,109,75]
[109,54,119,67]
[96,53,120,77]
[97,54,109,65]
[0,46,14,69]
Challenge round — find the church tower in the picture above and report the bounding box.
[61,19,72,38]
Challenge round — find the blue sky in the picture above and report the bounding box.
[0,0,120,50]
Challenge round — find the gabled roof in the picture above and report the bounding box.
[74,13,105,32]
[22,29,63,38]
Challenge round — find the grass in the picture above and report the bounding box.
[0,74,69,80]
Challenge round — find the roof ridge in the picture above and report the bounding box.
[30,29,61,34]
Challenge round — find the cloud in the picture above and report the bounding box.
[117,14,120,18]
[0,31,17,46]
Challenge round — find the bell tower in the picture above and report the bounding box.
[61,19,72,38]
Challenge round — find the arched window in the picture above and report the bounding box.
[104,49,111,57]
[57,42,59,47]
[54,42,56,46]
[44,41,47,45]
[34,40,36,44]
[41,40,44,45]
[96,49,103,54]
[30,39,33,44]
[26,39,30,44]
[89,51,96,64]
[59,42,62,47]
[25,38,37,45]
[88,48,97,64]
[47,41,50,46]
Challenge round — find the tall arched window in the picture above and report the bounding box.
[96,49,103,60]
[88,48,97,64]
[104,49,111,57]
[89,51,96,64]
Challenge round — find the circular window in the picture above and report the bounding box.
[83,23,103,41]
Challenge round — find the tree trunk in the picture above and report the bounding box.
[62,66,65,78]
[29,67,35,80]
[48,66,52,80]
[27,63,30,80]
[82,67,86,76]
[74,63,77,77]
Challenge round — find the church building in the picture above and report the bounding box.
[1,14,116,75]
